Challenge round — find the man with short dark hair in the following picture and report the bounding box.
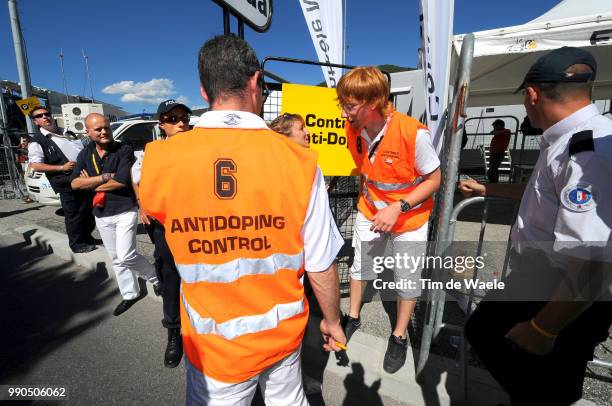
[28,106,96,253]
[139,34,346,404]
[71,113,160,317]
[459,47,612,405]
[487,118,511,183]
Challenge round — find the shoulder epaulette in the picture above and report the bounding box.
[569,130,594,156]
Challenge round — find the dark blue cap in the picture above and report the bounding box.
[514,47,597,93]
[156,99,192,118]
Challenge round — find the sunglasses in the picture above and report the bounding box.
[161,115,190,124]
[33,112,52,119]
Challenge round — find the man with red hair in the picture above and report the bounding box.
[336,66,441,373]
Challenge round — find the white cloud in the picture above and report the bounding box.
[190,104,209,110]
[102,78,188,105]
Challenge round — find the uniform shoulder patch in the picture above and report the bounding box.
[560,183,597,212]
[569,130,594,156]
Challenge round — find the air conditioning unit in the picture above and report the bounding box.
[61,103,104,134]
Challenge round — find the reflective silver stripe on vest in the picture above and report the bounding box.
[362,186,387,209]
[362,183,424,211]
[182,294,305,340]
[177,251,304,284]
[367,176,423,191]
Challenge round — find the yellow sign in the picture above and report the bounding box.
[281,83,357,176]
[16,96,43,116]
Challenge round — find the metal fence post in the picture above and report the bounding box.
[416,33,475,377]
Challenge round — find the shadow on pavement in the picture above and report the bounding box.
[0,204,43,219]
[341,363,383,406]
[0,239,115,382]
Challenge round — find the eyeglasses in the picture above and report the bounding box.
[337,102,362,113]
[33,112,52,119]
[161,115,190,124]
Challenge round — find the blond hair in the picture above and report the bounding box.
[336,66,391,116]
[270,113,305,137]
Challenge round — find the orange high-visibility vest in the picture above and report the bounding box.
[139,127,318,383]
[346,110,433,233]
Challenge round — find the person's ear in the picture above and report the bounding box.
[248,71,260,96]
[200,86,210,103]
[526,86,539,106]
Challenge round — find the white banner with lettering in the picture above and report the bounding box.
[299,0,343,88]
[419,0,454,152]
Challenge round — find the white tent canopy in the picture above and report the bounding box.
[453,0,612,107]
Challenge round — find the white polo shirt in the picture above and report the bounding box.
[28,127,84,163]
[511,104,612,262]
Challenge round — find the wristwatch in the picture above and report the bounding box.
[399,199,411,213]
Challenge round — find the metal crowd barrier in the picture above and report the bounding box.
[0,142,27,200]
[415,32,475,380]
[432,196,515,402]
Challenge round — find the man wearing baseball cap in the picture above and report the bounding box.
[459,47,612,404]
[132,99,191,368]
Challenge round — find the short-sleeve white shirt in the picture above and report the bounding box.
[28,127,84,163]
[511,104,612,262]
[190,111,344,272]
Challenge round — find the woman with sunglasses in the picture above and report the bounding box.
[131,99,191,368]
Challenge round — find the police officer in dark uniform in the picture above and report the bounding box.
[459,47,612,405]
[28,106,97,253]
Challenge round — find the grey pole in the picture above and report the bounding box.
[7,0,34,136]
[82,49,94,102]
[59,49,69,103]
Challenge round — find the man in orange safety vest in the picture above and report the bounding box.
[337,66,441,374]
[139,34,346,405]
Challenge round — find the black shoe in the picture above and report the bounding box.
[164,328,183,368]
[383,335,408,374]
[152,281,163,297]
[113,296,143,316]
[86,237,104,245]
[342,314,361,343]
[72,243,97,254]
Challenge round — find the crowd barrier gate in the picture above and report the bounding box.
[0,92,27,200]
[415,33,475,383]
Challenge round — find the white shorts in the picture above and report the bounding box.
[350,212,428,298]
[186,349,307,406]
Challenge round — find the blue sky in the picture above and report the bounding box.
[0,0,560,114]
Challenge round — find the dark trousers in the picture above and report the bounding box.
[59,190,96,249]
[487,152,505,183]
[466,299,612,405]
[145,220,181,329]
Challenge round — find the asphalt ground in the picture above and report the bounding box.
[0,197,610,405]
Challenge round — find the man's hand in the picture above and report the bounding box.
[79,169,90,178]
[505,321,556,355]
[139,208,151,225]
[457,178,486,198]
[370,202,402,233]
[62,161,77,173]
[320,318,347,352]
